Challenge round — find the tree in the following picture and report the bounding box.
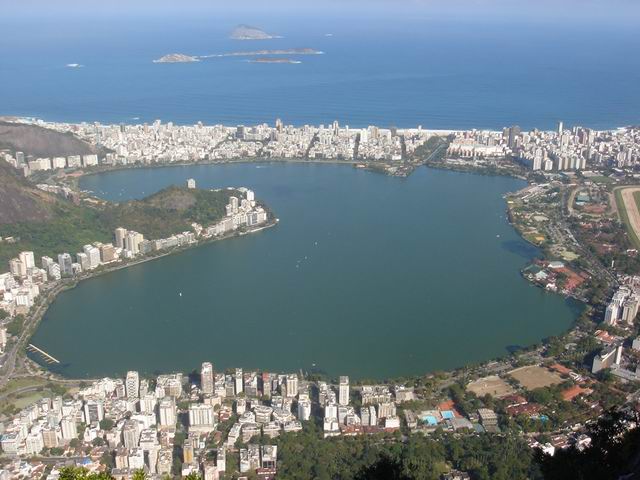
[59,466,114,480]
[132,470,147,480]
[99,418,115,431]
[6,315,24,335]
[536,409,640,480]
[92,437,105,447]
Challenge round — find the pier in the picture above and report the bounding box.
[26,344,60,364]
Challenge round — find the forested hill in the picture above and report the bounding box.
[0,120,100,158]
[99,186,240,239]
[0,179,242,266]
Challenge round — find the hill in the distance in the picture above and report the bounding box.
[230,24,280,40]
[0,121,100,159]
[0,161,56,225]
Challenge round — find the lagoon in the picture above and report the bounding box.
[30,163,580,379]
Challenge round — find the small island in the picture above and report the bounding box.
[249,58,301,64]
[230,24,281,40]
[203,48,322,58]
[153,53,200,64]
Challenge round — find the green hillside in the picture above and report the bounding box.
[0,174,240,267]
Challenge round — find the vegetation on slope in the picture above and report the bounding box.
[98,186,236,240]
[536,409,640,480]
[0,161,56,225]
[0,120,100,158]
[0,178,242,266]
[269,421,539,480]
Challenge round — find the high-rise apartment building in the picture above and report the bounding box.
[126,371,140,399]
[339,376,350,406]
[115,228,127,249]
[201,362,214,395]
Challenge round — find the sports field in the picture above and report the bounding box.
[509,365,564,390]
[467,375,515,398]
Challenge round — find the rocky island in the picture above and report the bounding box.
[230,24,281,40]
[152,53,200,64]
[203,48,322,58]
[249,58,301,64]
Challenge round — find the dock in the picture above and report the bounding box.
[26,344,60,364]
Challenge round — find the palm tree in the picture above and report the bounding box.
[132,470,147,480]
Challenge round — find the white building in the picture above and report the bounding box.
[339,376,350,406]
[126,371,140,399]
[188,404,216,432]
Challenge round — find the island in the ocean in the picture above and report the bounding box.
[202,48,322,58]
[153,53,200,64]
[249,58,301,64]
[230,24,281,40]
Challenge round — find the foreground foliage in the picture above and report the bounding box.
[536,409,640,480]
[272,421,541,480]
[58,467,200,480]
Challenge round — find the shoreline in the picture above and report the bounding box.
[10,219,278,385]
[23,162,585,384]
[3,114,636,134]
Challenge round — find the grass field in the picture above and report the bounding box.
[615,188,640,250]
[588,176,616,185]
[0,376,48,395]
[0,377,54,415]
[467,375,516,398]
[508,365,563,390]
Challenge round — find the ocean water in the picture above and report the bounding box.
[0,14,639,130]
[29,164,581,379]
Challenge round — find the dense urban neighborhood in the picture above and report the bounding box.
[2,118,640,479]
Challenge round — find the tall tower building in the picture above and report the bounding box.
[60,416,77,440]
[338,376,350,406]
[285,374,298,398]
[115,228,127,250]
[126,371,140,399]
[122,420,139,449]
[158,397,177,429]
[507,125,521,149]
[234,368,243,395]
[57,253,73,277]
[83,400,104,424]
[19,251,35,270]
[557,121,564,136]
[201,362,214,395]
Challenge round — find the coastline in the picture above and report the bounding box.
[25,162,584,383]
[9,219,278,385]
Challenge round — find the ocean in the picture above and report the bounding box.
[1,14,639,130]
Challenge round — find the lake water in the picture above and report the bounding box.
[30,164,581,379]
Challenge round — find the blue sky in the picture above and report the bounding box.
[5,0,640,25]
